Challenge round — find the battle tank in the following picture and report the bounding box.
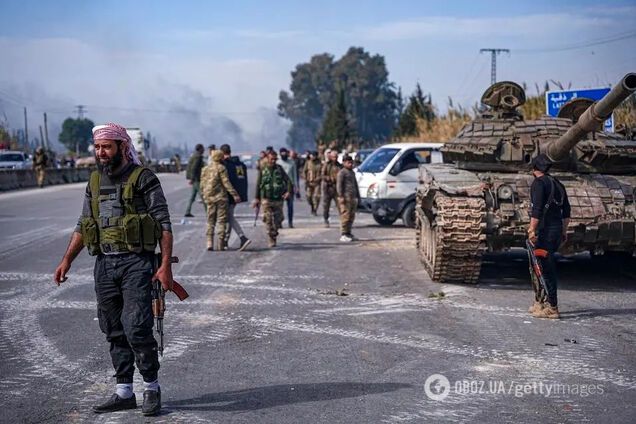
[415,73,636,284]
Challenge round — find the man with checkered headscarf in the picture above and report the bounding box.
[54,123,173,416]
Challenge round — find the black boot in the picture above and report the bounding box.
[93,393,137,414]
[142,388,161,416]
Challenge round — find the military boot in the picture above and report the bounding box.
[528,301,545,314]
[206,237,214,251]
[532,305,560,319]
[268,236,277,248]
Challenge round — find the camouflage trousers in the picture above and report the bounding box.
[305,183,321,213]
[262,199,284,239]
[35,167,46,187]
[206,199,228,246]
[338,197,358,235]
[322,184,337,221]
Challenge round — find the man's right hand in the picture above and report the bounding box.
[233,195,241,203]
[54,260,71,286]
[252,199,260,208]
[188,180,193,186]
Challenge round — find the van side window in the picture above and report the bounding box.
[390,149,432,175]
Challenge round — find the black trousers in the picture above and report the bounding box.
[94,252,159,384]
[535,224,562,307]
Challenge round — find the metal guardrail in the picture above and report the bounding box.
[0,165,179,191]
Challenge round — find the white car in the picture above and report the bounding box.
[356,142,443,227]
[0,150,32,170]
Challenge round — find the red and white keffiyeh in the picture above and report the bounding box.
[92,123,142,165]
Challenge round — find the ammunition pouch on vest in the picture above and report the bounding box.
[80,167,161,255]
[260,166,285,201]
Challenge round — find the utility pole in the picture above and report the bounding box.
[39,125,45,148]
[23,107,29,149]
[43,112,50,150]
[75,104,86,119]
[480,48,510,84]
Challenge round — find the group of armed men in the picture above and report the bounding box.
[183,144,360,249]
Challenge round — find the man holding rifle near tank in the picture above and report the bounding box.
[527,154,570,319]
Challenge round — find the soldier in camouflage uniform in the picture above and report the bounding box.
[200,150,241,251]
[253,151,291,248]
[320,150,342,227]
[302,151,322,215]
[337,155,360,242]
[33,147,48,188]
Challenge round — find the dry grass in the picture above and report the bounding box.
[614,96,636,131]
[396,91,636,142]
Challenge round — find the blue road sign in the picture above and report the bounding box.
[545,87,613,132]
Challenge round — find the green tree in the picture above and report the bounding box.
[58,117,95,154]
[396,84,435,138]
[319,88,355,151]
[278,53,335,151]
[278,47,399,150]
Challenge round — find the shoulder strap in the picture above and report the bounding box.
[122,166,146,214]
[543,177,556,213]
[89,171,100,219]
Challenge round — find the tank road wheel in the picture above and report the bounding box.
[418,193,486,284]
[416,208,438,276]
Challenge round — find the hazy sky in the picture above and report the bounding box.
[0,0,634,152]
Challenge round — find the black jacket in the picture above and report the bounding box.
[223,156,248,204]
[530,174,571,227]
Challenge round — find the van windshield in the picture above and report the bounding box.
[0,153,25,162]
[357,148,400,173]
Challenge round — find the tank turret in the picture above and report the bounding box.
[545,73,636,161]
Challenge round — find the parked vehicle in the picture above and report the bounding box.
[74,156,96,168]
[356,142,443,227]
[0,150,31,169]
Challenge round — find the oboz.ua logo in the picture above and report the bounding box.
[424,373,450,401]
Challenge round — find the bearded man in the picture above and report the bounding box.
[53,123,174,416]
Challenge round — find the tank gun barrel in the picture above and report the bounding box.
[545,73,636,162]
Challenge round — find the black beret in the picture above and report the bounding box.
[531,154,552,172]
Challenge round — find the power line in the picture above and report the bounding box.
[453,53,481,96]
[515,30,636,54]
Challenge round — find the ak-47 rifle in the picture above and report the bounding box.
[525,239,548,303]
[151,254,189,356]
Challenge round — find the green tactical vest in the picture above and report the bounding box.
[259,165,286,201]
[79,167,161,255]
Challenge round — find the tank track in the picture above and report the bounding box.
[416,192,486,284]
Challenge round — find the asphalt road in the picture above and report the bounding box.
[0,171,634,423]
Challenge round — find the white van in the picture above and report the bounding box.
[356,142,443,227]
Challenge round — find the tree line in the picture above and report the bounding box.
[278,46,433,152]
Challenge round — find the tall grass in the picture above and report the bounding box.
[400,84,635,142]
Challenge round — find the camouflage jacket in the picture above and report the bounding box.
[321,160,342,186]
[33,152,48,169]
[200,152,239,204]
[303,159,322,186]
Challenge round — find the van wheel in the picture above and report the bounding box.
[373,214,397,226]
[402,201,416,228]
